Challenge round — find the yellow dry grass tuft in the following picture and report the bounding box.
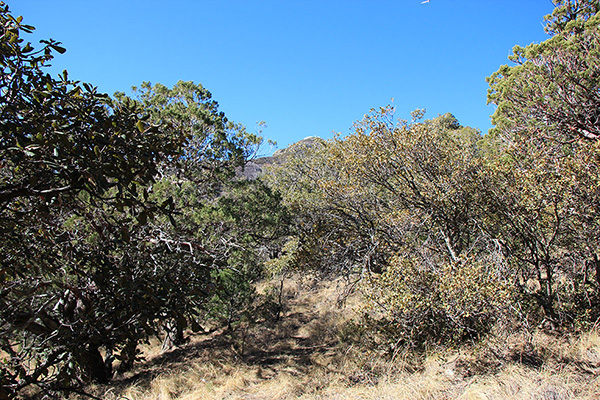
[83,274,600,400]
[99,356,600,400]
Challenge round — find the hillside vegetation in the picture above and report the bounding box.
[2,1,600,399]
[81,275,600,399]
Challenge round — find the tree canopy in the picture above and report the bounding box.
[0,4,285,397]
[488,0,600,142]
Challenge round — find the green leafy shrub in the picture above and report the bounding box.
[361,255,512,349]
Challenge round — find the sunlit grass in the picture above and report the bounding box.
[86,274,600,400]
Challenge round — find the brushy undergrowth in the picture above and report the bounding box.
[63,274,600,400]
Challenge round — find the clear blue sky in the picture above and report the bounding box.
[11,0,553,154]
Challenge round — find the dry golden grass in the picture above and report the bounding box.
[83,274,600,400]
[95,354,600,400]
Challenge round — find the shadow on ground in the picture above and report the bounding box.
[104,279,342,395]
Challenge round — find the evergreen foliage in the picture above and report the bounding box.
[0,4,286,397]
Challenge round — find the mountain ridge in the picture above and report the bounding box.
[240,136,323,180]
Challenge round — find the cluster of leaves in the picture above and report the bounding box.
[485,0,600,328]
[487,0,600,142]
[0,4,287,398]
[362,256,511,349]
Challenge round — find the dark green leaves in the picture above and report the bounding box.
[488,1,600,142]
[0,4,190,395]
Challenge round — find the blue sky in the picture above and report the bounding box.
[11,0,554,154]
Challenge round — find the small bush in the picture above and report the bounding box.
[360,255,512,350]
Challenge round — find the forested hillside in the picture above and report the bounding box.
[2,1,600,399]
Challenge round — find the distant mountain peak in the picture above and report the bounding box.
[272,136,322,157]
[239,136,323,180]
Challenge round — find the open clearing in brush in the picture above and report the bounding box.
[81,274,600,400]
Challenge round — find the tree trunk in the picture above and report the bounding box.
[76,345,111,383]
[162,318,185,351]
[594,253,600,289]
[117,340,137,373]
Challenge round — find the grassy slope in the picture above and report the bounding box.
[86,274,600,400]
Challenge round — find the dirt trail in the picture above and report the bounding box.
[106,275,350,394]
